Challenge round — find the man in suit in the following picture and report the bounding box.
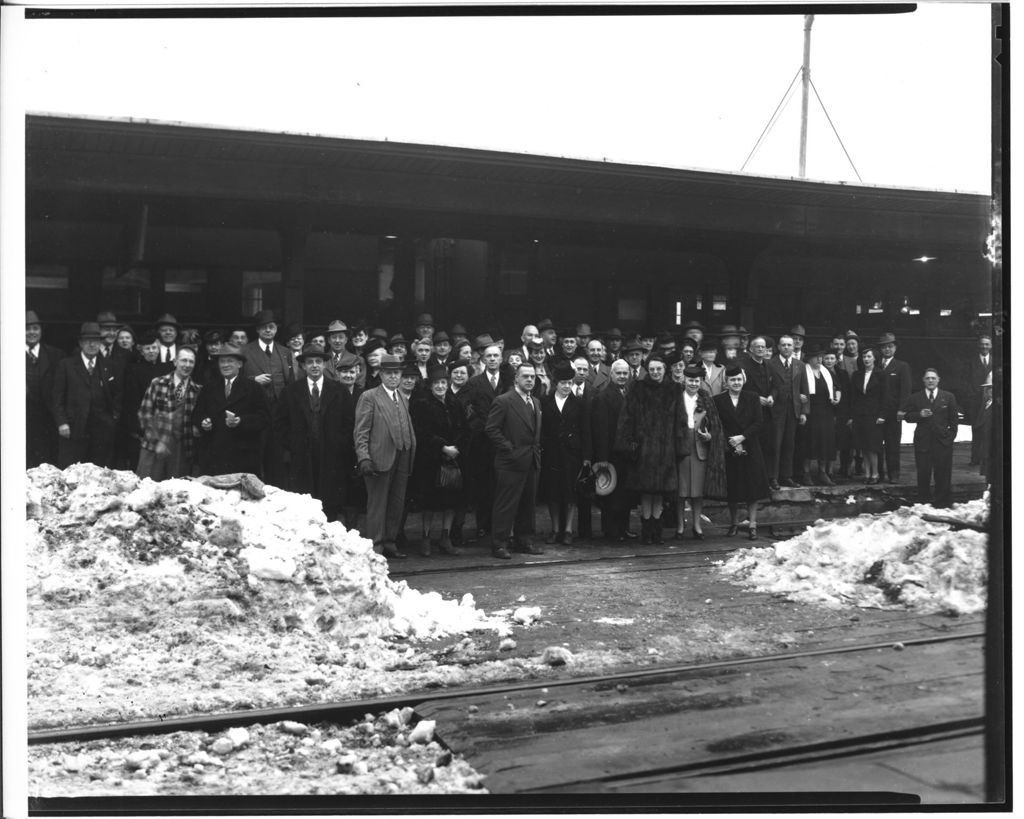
[464,343,506,541]
[275,343,354,523]
[965,334,993,465]
[741,335,775,471]
[52,322,122,468]
[877,332,913,483]
[603,328,625,364]
[622,340,647,383]
[136,347,202,480]
[902,368,960,508]
[192,343,271,476]
[26,310,64,467]
[486,362,544,559]
[537,319,558,358]
[153,313,180,366]
[431,331,454,367]
[584,340,612,391]
[571,354,595,400]
[354,354,417,559]
[591,359,637,541]
[766,334,808,489]
[282,322,306,383]
[518,324,541,362]
[242,309,294,485]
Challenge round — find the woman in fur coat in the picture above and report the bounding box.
[614,354,677,543]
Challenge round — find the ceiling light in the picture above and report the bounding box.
[912,256,936,263]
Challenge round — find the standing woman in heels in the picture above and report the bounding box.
[673,364,727,539]
[714,366,770,540]
[848,347,888,484]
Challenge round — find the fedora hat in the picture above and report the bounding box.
[296,343,328,362]
[603,327,624,340]
[432,330,451,344]
[211,342,246,360]
[450,323,469,336]
[379,354,405,371]
[78,321,103,340]
[682,320,705,332]
[537,318,555,332]
[719,324,740,337]
[623,340,644,354]
[96,310,120,327]
[878,332,897,345]
[401,361,421,378]
[327,319,349,335]
[790,324,806,338]
[592,462,618,497]
[370,327,389,341]
[473,333,496,351]
[576,322,593,337]
[252,309,277,327]
[414,313,435,327]
[26,310,41,325]
[388,333,410,347]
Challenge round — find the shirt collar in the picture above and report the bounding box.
[308,376,323,390]
[27,342,40,355]
[81,352,96,367]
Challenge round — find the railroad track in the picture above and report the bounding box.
[29,628,984,747]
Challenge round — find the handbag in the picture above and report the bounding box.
[436,460,463,491]
[575,464,597,499]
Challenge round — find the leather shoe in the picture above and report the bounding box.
[726,525,739,537]
[382,546,408,560]
[514,541,544,555]
[781,479,800,488]
[560,532,573,546]
[492,545,512,560]
[769,480,781,491]
[673,530,687,541]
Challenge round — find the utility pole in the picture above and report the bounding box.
[799,14,814,178]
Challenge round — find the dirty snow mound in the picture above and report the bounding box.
[717,497,988,614]
[26,464,507,727]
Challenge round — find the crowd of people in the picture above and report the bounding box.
[26,308,993,560]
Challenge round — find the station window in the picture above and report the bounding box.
[618,298,646,322]
[101,266,151,316]
[242,271,282,316]
[712,294,728,312]
[165,269,208,316]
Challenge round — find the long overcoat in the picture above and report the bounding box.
[614,377,677,494]
[410,391,470,509]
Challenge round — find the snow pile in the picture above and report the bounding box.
[25,464,511,726]
[718,497,988,614]
[28,463,503,641]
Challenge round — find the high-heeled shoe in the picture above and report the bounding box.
[691,528,704,541]
[673,530,686,540]
[748,526,758,541]
[726,525,739,537]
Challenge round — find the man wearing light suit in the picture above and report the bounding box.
[354,354,417,560]
[485,362,544,559]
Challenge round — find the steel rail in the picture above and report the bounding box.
[524,718,985,793]
[28,629,983,746]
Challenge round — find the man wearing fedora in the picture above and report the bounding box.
[324,319,357,383]
[592,359,637,541]
[52,322,122,469]
[413,313,435,342]
[153,313,180,365]
[603,328,624,364]
[354,354,417,559]
[622,341,647,383]
[26,310,65,467]
[964,334,993,465]
[242,309,294,485]
[878,332,913,483]
[537,319,558,358]
[192,343,271,476]
[274,344,354,523]
[136,347,202,481]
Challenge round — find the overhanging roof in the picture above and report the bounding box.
[26,113,991,252]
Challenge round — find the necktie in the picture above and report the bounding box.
[174,380,185,402]
[392,390,399,405]
[87,358,95,375]
[27,346,37,362]
[929,390,935,403]
[490,373,498,390]
[264,344,272,358]
[620,387,627,397]
[983,356,988,366]
[525,395,533,412]
[311,382,320,412]
[225,378,232,399]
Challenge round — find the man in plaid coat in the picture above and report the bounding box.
[137,347,202,480]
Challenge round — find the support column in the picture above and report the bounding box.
[280,219,310,325]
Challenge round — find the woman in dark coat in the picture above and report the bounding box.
[539,360,592,545]
[714,366,770,540]
[446,358,475,548]
[822,349,849,483]
[410,365,469,556]
[848,347,888,484]
[798,348,840,485]
[614,354,677,544]
[673,364,727,539]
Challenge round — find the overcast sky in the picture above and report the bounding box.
[3,2,995,192]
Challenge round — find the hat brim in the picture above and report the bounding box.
[592,462,618,496]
